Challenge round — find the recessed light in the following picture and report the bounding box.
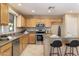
[32,10,35,13]
[18,3,22,6]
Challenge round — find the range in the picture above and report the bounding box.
[36,23,46,42]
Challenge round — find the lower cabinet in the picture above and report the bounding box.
[19,35,28,53]
[0,34,29,56]
[0,43,12,56]
[28,33,36,44]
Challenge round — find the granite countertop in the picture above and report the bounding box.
[0,33,29,47]
[0,40,11,47]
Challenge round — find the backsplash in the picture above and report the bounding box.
[0,26,9,33]
[0,25,26,34]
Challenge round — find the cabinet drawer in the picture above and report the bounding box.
[1,48,12,56]
[1,43,12,52]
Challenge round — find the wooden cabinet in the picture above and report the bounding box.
[0,43,12,56]
[19,35,28,53]
[26,19,37,27]
[0,3,9,25]
[40,19,51,27]
[26,19,51,27]
[22,35,28,49]
[28,33,36,44]
[17,15,26,27]
[26,19,30,27]
[51,18,62,24]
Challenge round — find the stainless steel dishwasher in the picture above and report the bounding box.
[12,38,20,56]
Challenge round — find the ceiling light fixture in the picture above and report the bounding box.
[18,3,22,6]
[48,6,55,14]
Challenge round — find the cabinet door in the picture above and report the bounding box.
[29,33,36,44]
[17,15,25,27]
[1,48,12,56]
[19,35,28,53]
[26,19,30,27]
[23,35,28,44]
[21,16,25,27]
[26,19,38,27]
[0,3,9,25]
[19,37,23,53]
[22,35,28,49]
[44,19,51,27]
[0,43,12,56]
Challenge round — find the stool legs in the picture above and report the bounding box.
[70,47,72,56]
[64,46,68,56]
[76,47,79,55]
[50,46,52,56]
[59,48,62,56]
[64,46,79,56]
[50,47,62,56]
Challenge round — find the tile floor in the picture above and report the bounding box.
[21,44,79,56]
[21,44,44,56]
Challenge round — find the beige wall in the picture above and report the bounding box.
[64,14,79,36]
[50,24,64,37]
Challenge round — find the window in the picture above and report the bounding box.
[9,13,16,32]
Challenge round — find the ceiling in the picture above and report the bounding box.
[9,3,79,16]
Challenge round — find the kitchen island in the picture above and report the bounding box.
[43,34,79,56]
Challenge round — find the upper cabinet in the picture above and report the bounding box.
[17,15,26,27]
[40,19,51,27]
[26,19,51,27]
[26,19,39,27]
[51,18,62,24]
[0,3,9,25]
[26,18,62,27]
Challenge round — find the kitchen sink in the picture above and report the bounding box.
[0,37,9,41]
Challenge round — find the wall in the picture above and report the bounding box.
[50,23,64,37]
[64,14,79,36]
[77,15,79,36]
[51,25,59,35]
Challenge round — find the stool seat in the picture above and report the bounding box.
[50,40,62,56]
[64,40,79,56]
[50,41,62,47]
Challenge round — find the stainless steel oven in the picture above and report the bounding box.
[36,35,43,41]
[36,23,46,42]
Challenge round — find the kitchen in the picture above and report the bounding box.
[0,3,79,56]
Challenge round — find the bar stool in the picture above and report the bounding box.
[64,40,79,56]
[50,40,62,56]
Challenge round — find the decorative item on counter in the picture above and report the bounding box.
[24,31,28,34]
[58,26,61,37]
[7,36,13,40]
